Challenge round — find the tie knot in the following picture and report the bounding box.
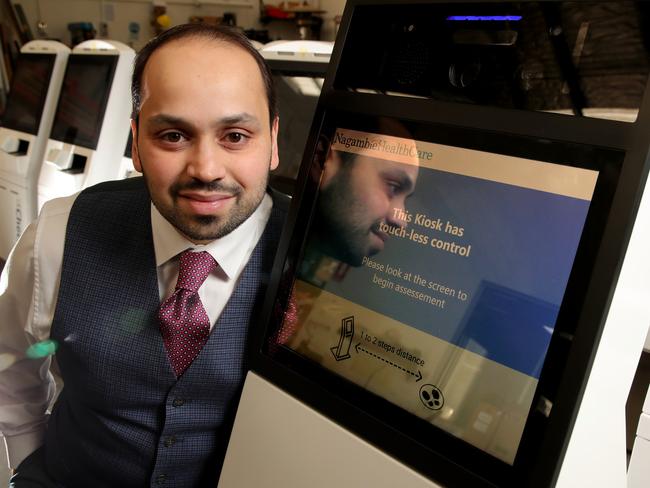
[176,251,217,292]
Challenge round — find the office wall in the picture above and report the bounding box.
[11,0,346,49]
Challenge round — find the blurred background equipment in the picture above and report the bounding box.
[67,22,96,46]
[261,2,326,40]
[37,39,134,210]
[0,40,69,260]
[151,0,170,35]
[260,39,332,195]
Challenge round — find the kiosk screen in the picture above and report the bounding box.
[50,55,117,149]
[0,53,55,135]
[269,115,618,466]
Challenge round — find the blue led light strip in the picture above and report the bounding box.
[447,15,523,21]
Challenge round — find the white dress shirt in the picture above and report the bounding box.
[0,191,272,469]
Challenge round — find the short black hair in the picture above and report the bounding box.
[131,23,277,125]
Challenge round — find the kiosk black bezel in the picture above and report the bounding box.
[0,53,56,135]
[50,54,118,150]
[249,1,650,487]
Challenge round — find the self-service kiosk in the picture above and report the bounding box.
[220,1,650,487]
[37,39,134,209]
[0,40,69,260]
[261,40,332,195]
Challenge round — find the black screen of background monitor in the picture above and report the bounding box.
[265,52,329,195]
[0,53,55,135]
[335,1,650,122]
[50,55,117,150]
[263,111,622,486]
[271,74,323,195]
[124,129,132,158]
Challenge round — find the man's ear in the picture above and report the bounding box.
[130,118,142,172]
[269,116,280,171]
[320,146,343,187]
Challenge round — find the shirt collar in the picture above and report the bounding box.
[151,193,273,279]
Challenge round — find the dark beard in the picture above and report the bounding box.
[136,141,272,243]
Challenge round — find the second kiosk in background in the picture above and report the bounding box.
[37,39,134,209]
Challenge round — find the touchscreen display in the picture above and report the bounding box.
[1,53,55,135]
[273,123,599,464]
[50,55,116,149]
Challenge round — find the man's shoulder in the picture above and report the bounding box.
[260,188,290,248]
[269,187,291,215]
[73,177,150,215]
[69,177,151,231]
[80,176,147,196]
[39,192,78,220]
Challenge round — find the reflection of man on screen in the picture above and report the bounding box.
[311,147,418,266]
[275,138,419,349]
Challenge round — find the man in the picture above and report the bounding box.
[308,138,418,267]
[0,23,286,487]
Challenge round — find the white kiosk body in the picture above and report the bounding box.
[261,40,334,62]
[37,40,134,209]
[221,1,650,487]
[0,41,69,260]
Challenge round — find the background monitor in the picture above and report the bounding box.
[0,53,55,135]
[124,129,132,159]
[262,42,331,196]
[271,73,324,195]
[49,54,117,150]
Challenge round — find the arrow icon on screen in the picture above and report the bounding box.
[355,342,423,382]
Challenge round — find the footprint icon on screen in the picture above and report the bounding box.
[419,384,444,410]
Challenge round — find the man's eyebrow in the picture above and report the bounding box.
[217,112,260,128]
[146,112,261,130]
[147,114,189,128]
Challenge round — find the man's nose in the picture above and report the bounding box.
[386,202,407,229]
[186,139,226,182]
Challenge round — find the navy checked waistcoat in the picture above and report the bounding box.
[45,177,287,487]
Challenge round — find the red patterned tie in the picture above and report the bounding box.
[158,250,217,377]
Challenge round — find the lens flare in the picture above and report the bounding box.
[0,353,17,372]
[26,339,59,359]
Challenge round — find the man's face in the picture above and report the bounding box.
[132,37,279,244]
[317,151,418,265]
